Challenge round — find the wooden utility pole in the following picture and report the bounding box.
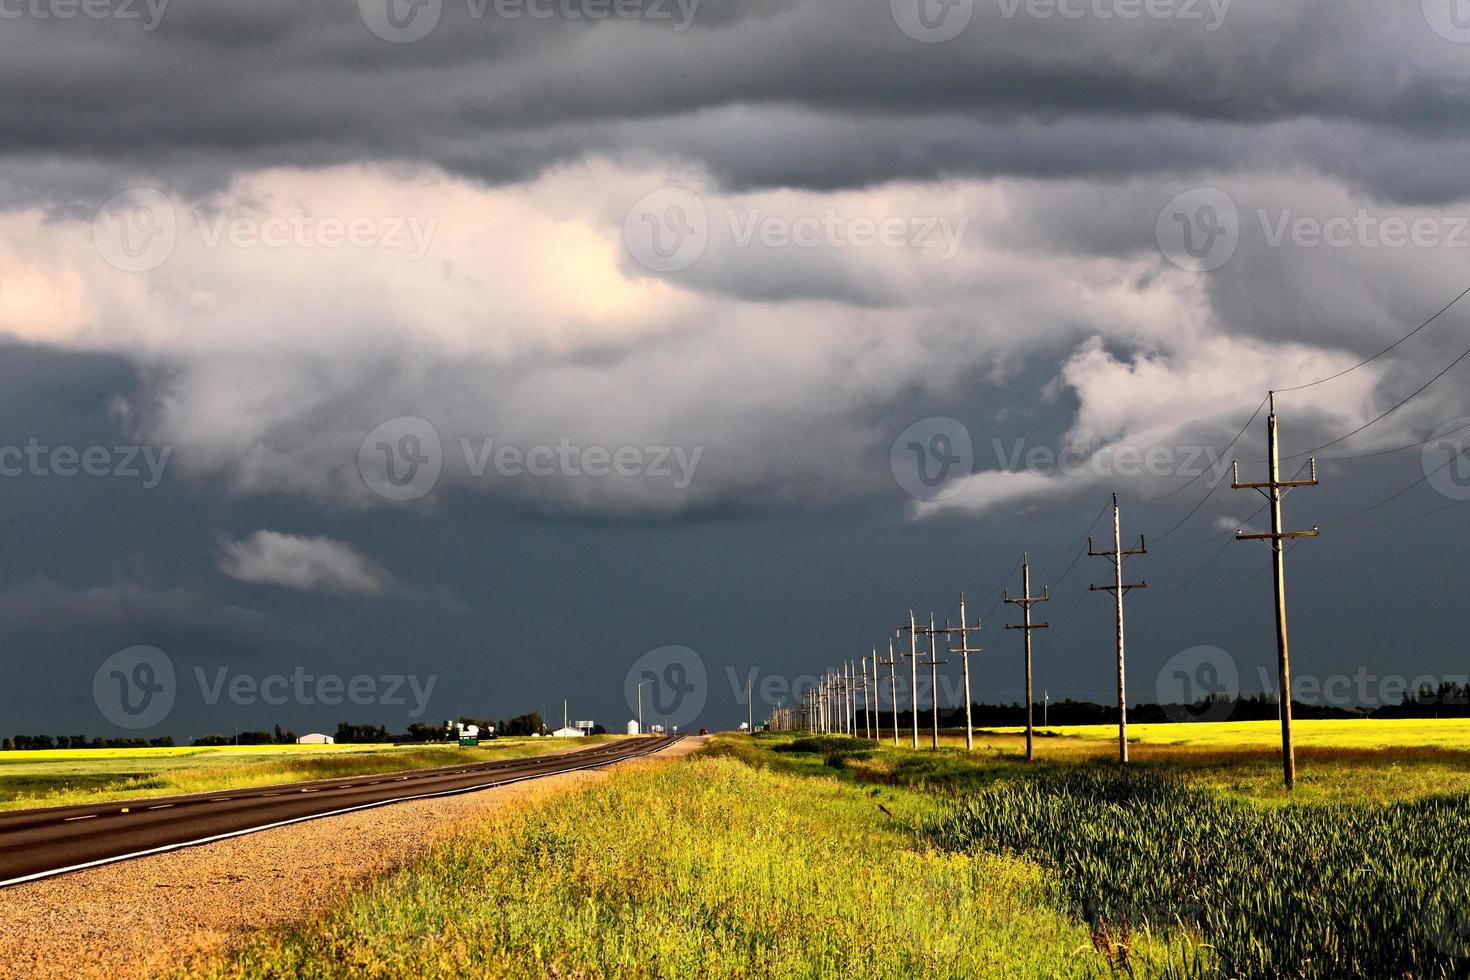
[944,594,983,751]
[746,674,754,734]
[847,660,856,735]
[898,611,922,749]
[879,640,900,746]
[921,614,948,750]
[1089,494,1147,764]
[1233,392,1319,789]
[1004,554,1050,762]
[861,652,872,740]
[869,649,879,739]
[1043,689,1049,727]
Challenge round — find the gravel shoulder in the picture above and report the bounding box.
[0,736,705,979]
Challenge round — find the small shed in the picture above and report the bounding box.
[551,726,585,738]
[296,733,335,745]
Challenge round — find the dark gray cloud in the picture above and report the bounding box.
[3,1,1470,202]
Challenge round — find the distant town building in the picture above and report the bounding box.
[626,720,640,735]
[551,726,585,738]
[296,733,334,744]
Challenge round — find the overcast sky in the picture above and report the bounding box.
[3,0,1470,737]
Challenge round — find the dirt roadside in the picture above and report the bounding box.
[0,736,705,979]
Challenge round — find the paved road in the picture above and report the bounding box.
[0,736,681,887]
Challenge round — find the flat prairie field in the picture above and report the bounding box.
[1031,717,1470,749]
[0,738,614,811]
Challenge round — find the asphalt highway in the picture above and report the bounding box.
[0,735,681,887]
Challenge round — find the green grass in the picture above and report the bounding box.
[809,725,1470,805]
[195,753,1204,979]
[748,727,1470,977]
[191,722,1470,978]
[1028,717,1470,750]
[0,738,614,811]
[927,768,1470,979]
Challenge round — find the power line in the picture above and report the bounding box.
[1319,444,1470,529]
[1275,283,1470,393]
[1362,495,1468,529]
[1145,394,1269,502]
[1282,345,1470,460]
[1320,417,1470,462]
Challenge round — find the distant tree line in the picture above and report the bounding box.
[4,707,596,751]
[883,684,1470,730]
[3,735,176,750]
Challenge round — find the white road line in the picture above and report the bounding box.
[147,805,173,810]
[62,814,97,822]
[1,739,679,889]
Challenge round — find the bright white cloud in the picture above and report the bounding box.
[218,531,391,596]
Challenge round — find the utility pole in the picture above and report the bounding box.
[898,611,922,749]
[746,674,753,734]
[1043,689,1049,727]
[1004,554,1050,762]
[1089,493,1147,764]
[846,661,856,736]
[637,681,646,736]
[914,614,948,750]
[944,593,983,751]
[1233,391,1319,789]
[869,649,879,739]
[861,653,872,740]
[879,640,900,746]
